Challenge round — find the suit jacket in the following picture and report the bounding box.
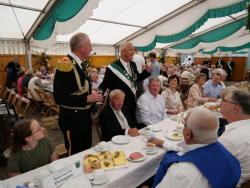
[53,55,92,130]
[99,104,136,141]
[226,61,234,75]
[99,59,150,121]
[216,60,225,68]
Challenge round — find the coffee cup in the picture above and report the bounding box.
[143,128,154,139]
[93,169,107,182]
[145,143,156,153]
[97,141,107,149]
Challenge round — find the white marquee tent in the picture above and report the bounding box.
[0,0,249,64]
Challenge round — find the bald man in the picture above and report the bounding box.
[150,107,240,188]
[99,42,151,123]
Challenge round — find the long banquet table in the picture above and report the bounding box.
[4,118,182,188]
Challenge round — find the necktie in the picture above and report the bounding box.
[81,62,86,75]
[115,111,130,129]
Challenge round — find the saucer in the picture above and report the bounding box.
[112,135,129,144]
[145,148,158,155]
[150,126,163,132]
[91,176,109,185]
[166,132,183,141]
[94,145,110,152]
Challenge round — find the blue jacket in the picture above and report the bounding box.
[152,142,241,188]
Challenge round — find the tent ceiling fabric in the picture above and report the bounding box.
[0,0,47,39]
[172,17,247,49]
[171,27,249,54]
[131,0,249,51]
[31,0,100,49]
[55,0,192,45]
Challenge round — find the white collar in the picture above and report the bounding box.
[178,141,209,155]
[146,90,159,99]
[110,104,122,114]
[69,52,82,68]
[225,119,250,132]
[120,58,129,68]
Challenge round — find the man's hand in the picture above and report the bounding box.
[148,137,164,147]
[87,93,103,103]
[128,128,140,137]
[208,98,217,102]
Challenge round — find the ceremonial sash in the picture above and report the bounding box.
[108,63,136,95]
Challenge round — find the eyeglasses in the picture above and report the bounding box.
[221,99,238,105]
[182,119,189,128]
[32,126,43,135]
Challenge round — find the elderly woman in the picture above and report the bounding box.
[8,119,58,177]
[186,73,217,108]
[161,75,184,114]
[217,68,227,88]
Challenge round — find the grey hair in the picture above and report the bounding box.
[221,86,239,99]
[211,68,222,76]
[119,42,133,54]
[186,107,219,144]
[217,68,227,76]
[109,89,125,100]
[232,90,250,114]
[70,32,89,52]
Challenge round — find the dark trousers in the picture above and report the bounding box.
[59,108,92,155]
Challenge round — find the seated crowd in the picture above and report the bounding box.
[3,44,250,188]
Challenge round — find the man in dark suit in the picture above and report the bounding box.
[225,57,234,81]
[216,58,225,69]
[99,42,151,122]
[99,89,140,141]
[53,33,103,155]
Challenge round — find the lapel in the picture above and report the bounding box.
[108,105,123,129]
[108,60,136,95]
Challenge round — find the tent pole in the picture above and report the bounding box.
[24,40,32,71]
[115,46,119,59]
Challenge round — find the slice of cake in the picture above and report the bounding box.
[112,151,127,166]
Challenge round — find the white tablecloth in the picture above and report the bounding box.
[4,119,182,188]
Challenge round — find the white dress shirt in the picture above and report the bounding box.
[157,142,211,188]
[219,119,250,187]
[120,58,132,76]
[136,91,167,125]
[133,54,145,73]
[69,52,83,69]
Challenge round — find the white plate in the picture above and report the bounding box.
[112,135,129,144]
[94,145,110,152]
[166,132,183,141]
[61,176,91,188]
[127,153,146,162]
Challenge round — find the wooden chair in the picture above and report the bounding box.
[41,115,69,158]
[16,97,31,118]
[2,87,9,99]
[11,93,21,106]
[7,90,16,103]
[27,88,42,112]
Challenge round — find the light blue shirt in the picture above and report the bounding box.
[136,91,167,125]
[151,61,161,77]
[203,79,222,98]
